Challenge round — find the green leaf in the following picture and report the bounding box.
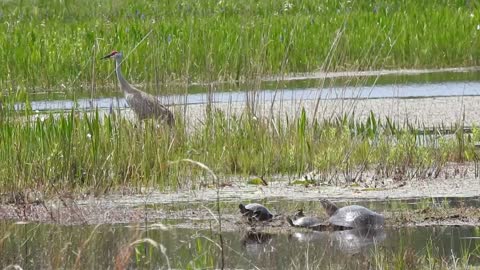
[247,177,267,185]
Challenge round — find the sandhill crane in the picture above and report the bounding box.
[102,50,174,126]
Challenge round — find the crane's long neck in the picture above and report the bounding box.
[115,57,135,94]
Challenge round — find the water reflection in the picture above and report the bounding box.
[290,228,386,255]
[290,230,329,243]
[0,222,479,268]
[241,231,275,259]
[331,228,386,254]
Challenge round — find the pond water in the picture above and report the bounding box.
[17,69,480,112]
[1,222,479,269]
[1,197,480,269]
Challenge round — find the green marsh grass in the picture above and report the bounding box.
[1,0,480,92]
[0,102,476,194]
[0,0,476,193]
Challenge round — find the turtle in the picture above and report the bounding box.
[320,199,384,229]
[239,203,273,221]
[286,209,322,228]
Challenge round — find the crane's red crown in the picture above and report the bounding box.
[102,50,119,59]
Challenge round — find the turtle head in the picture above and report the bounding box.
[320,199,338,216]
[286,217,295,227]
[294,209,305,219]
[239,204,247,214]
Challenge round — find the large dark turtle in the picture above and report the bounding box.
[320,199,384,229]
[239,203,273,221]
[287,209,322,228]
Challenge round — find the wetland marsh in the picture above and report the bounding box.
[2,0,480,269]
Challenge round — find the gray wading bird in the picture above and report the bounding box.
[102,50,174,126]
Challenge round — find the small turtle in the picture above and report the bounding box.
[287,209,322,228]
[239,203,273,221]
[320,199,384,229]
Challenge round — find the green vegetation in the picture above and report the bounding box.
[1,0,480,93]
[0,103,476,193]
[2,1,480,268]
[0,0,477,199]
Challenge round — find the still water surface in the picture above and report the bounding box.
[1,197,480,269]
[0,222,478,269]
[18,70,480,112]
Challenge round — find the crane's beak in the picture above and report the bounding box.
[101,52,115,60]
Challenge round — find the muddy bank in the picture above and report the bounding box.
[80,163,480,205]
[182,95,480,129]
[0,165,479,228]
[1,195,479,231]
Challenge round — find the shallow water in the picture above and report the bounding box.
[1,222,478,269]
[18,70,480,112]
[2,197,480,269]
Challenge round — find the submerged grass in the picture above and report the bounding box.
[1,0,480,92]
[0,101,477,194]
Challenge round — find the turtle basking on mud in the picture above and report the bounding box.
[239,203,273,221]
[320,199,384,229]
[286,209,322,228]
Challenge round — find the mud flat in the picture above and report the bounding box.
[182,95,480,128]
[0,164,479,229]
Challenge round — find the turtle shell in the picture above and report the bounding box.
[321,199,384,228]
[328,205,384,228]
[239,203,273,221]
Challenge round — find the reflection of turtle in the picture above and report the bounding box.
[290,231,329,243]
[320,199,384,229]
[241,231,272,246]
[331,227,386,254]
[239,203,273,221]
[287,209,322,228]
[291,228,386,254]
[241,231,274,258]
